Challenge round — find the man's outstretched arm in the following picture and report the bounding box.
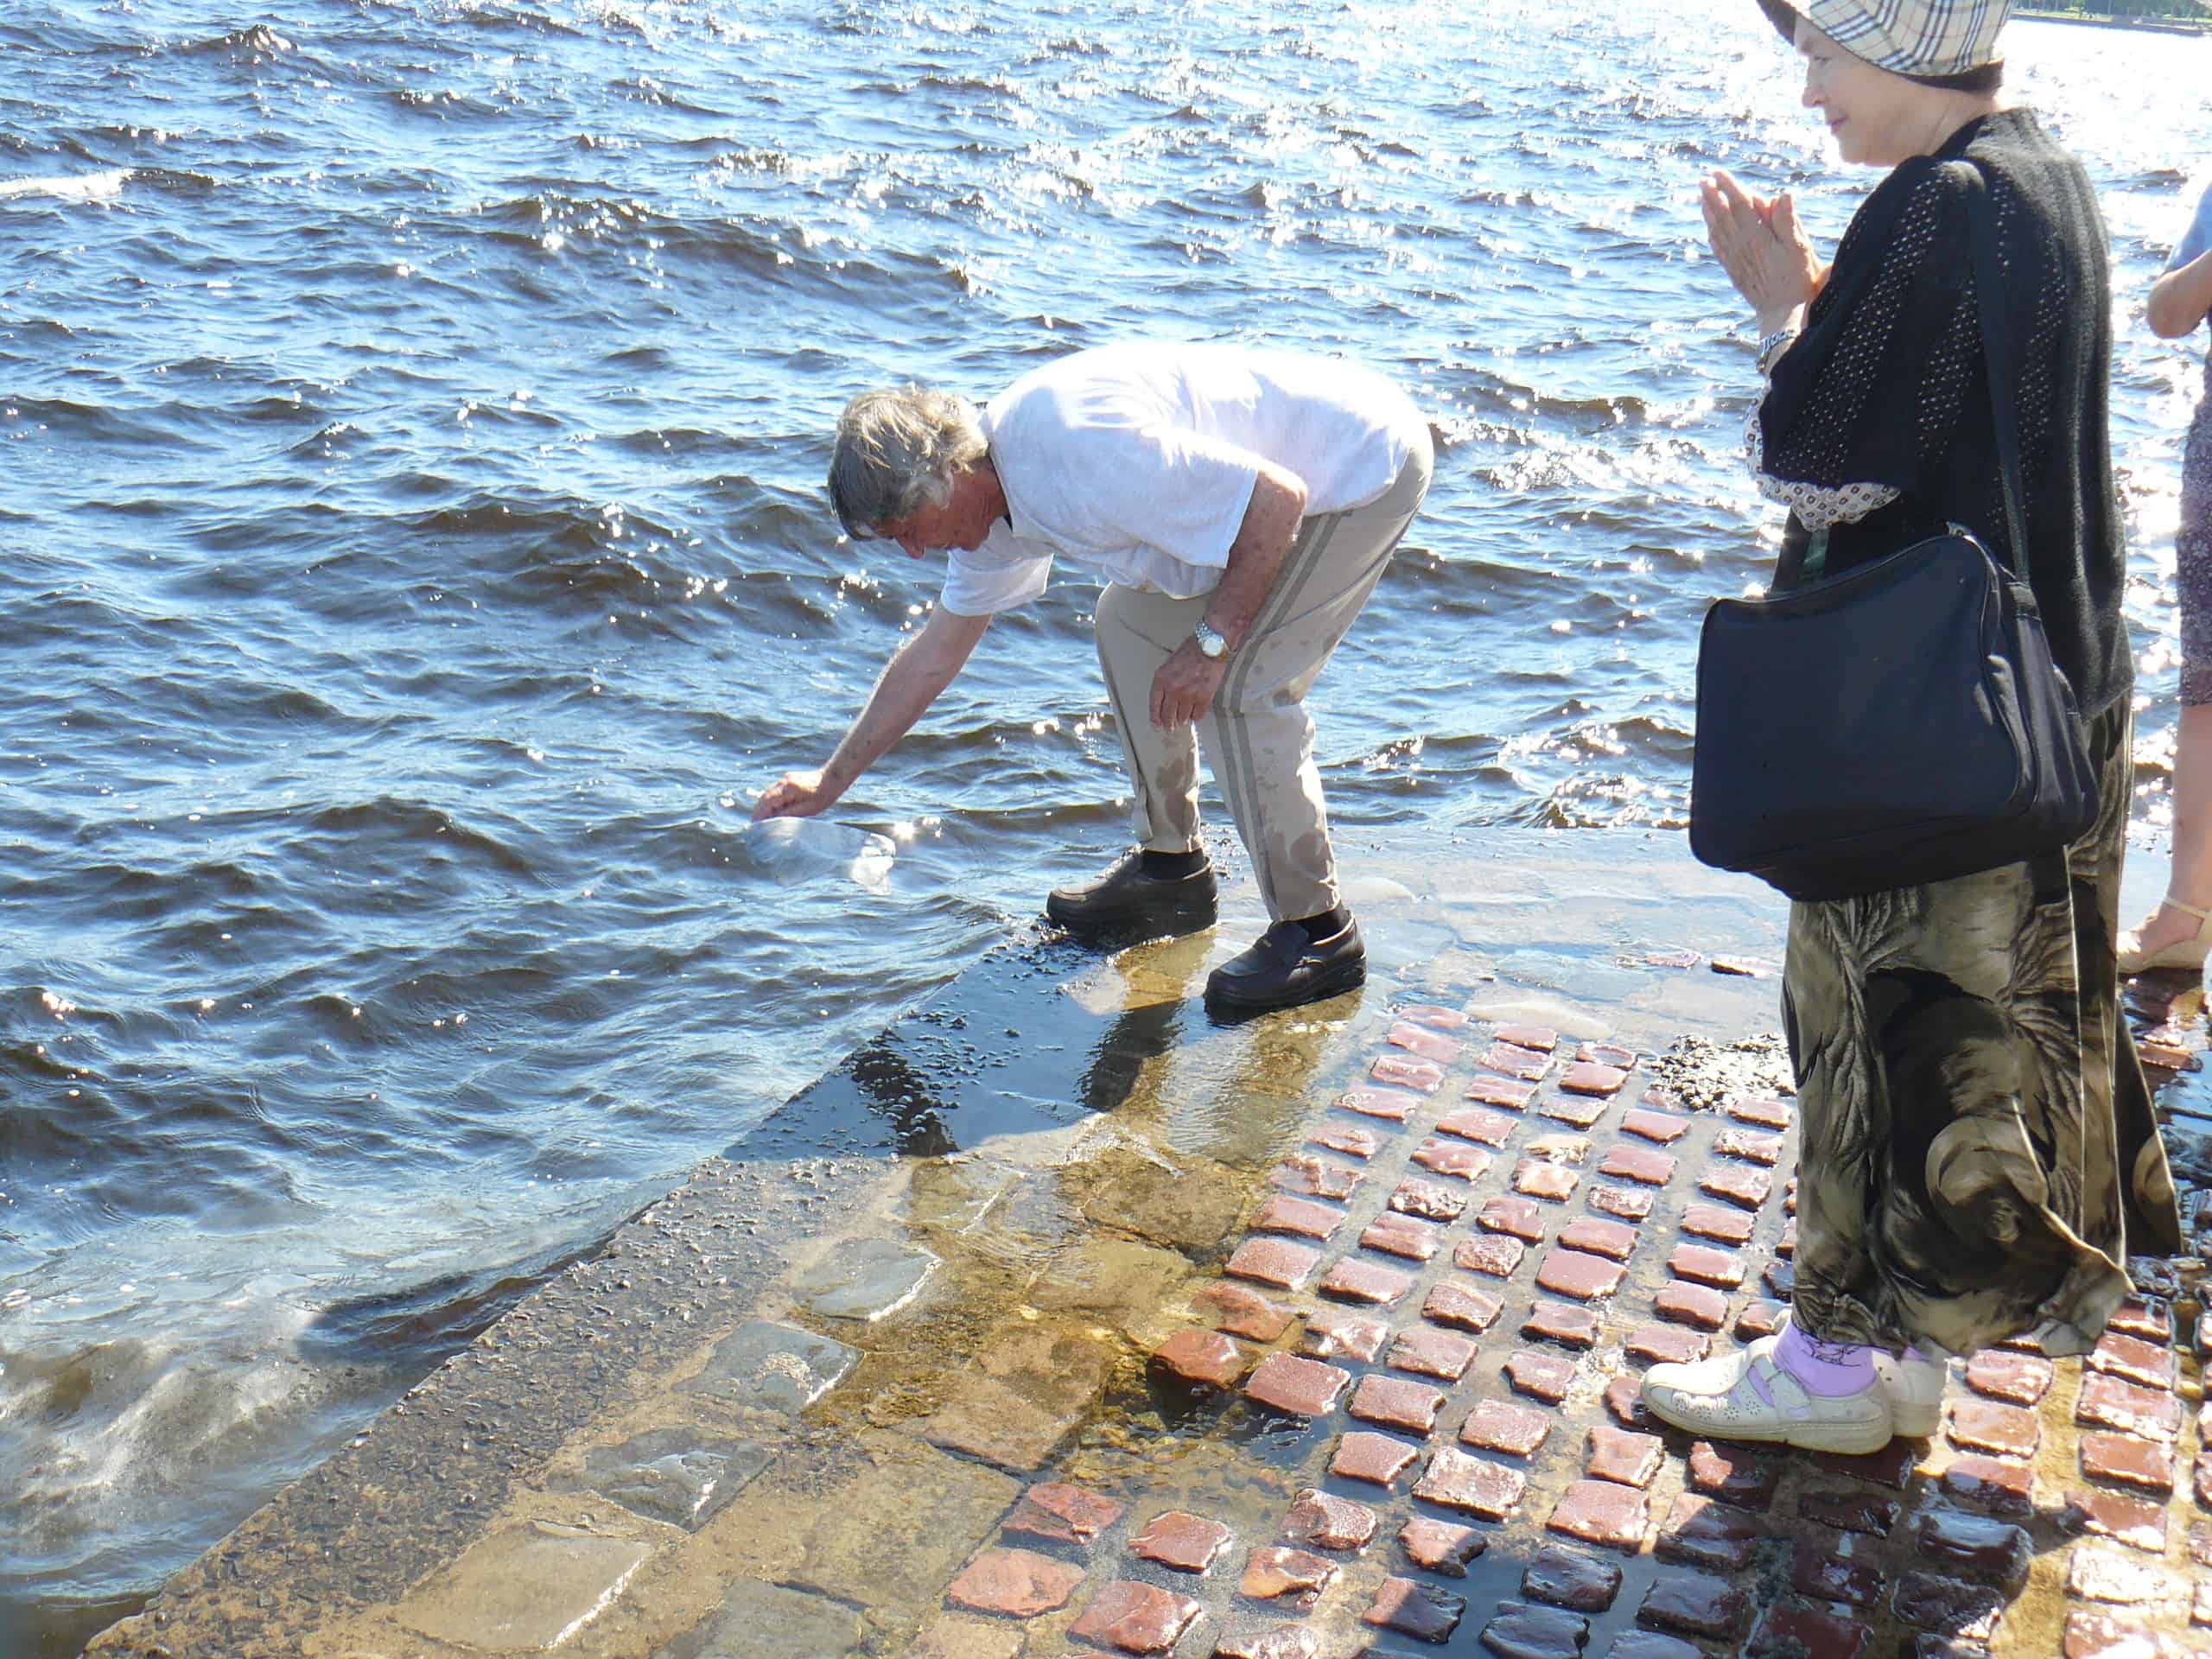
[752,605,992,819]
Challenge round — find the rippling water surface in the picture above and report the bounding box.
[3,0,2208,1646]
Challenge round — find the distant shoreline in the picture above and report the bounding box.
[2015,7,2209,34]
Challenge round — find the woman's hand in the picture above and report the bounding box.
[1701,170,1822,336]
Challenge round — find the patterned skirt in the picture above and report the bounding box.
[1782,702,2185,1358]
[2181,397,2212,707]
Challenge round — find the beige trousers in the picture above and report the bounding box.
[1092,439,1433,922]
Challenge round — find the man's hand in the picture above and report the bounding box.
[1700,169,1821,337]
[1151,639,1230,731]
[752,769,841,822]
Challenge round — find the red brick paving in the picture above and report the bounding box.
[1238,1544,1338,1605]
[1421,1280,1503,1332]
[1129,1510,1231,1573]
[1398,1516,1484,1575]
[1066,1580,1201,1653]
[1151,1327,1245,1389]
[944,1547,1086,1617]
[1241,1352,1350,1417]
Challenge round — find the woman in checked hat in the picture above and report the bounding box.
[1644,0,2183,1452]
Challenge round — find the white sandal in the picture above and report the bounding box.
[2117,895,2212,976]
[1640,1332,1895,1454]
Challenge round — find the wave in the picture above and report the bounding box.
[0,169,129,204]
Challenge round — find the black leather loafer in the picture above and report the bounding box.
[1045,849,1218,940]
[1204,915,1366,1014]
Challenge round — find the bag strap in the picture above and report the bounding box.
[1951,158,2031,581]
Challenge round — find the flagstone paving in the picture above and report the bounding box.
[80,841,2212,1659]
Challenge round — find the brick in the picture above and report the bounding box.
[1777,1219,1797,1257]
[1688,1440,1777,1509]
[1410,1137,1493,1182]
[1268,1155,1363,1201]
[1339,1084,1417,1120]
[1389,1021,1462,1064]
[2087,1331,2177,1391]
[1604,1376,1649,1428]
[1542,1093,1611,1128]
[1810,1437,1922,1490]
[1506,1347,1580,1403]
[1794,1541,1885,1607]
[1002,1483,1124,1548]
[1621,1107,1689,1143]
[2062,1609,2183,1659]
[1734,1298,1788,1340]
[1523,1300,1601,1349]
[1481,1041,1553,1082]
[1940,1454,2034,1516]
[2061,1488,2168,1554]
[1528,1132,1592,1163]
[1359,1211,1444,1262]
[1558,1217,1637,1260]
[1399,1516,1486,1576]
[2107,1298,2172,1344]
[1710,955,1772,976]
[1362,1575,1466,1644]
[1456,1232,1526,1277]
[1349,1372,1446,1434]
[1757,1601,1870,1659]
[1586,1425,1664,1487]
[1389,1322,1479,1382]
[1915,1512,2030,1585]
[1193,1281,1296,1343]
[1253,1193,1344,1241]
[1548,1478,1650,1552]
[1367,1057,1442,1095]
[1625,1324,1709,1365]
[1459,1079,1535,1115]
[1763,1258,1796,1298]
[1280,1487,1376,1551]
[1680,1203,1754,1245]
[1300,1306,1389,1362]
[1309,1122,1379,1160]
[1243,1353,1351,1417]
[1587,1183,1656,1221]
[1892,1571,2005,1641]
[1666,1243,1744,1288]
[1605,1633,1701,1659]
[1654,1281,1726,1330]
[945,1548,1086,1618]
[1424,1280,1503,1333]
[1414,1445,1528,1520]
[1944,1397,2038,1458]
[1713,1127,1783,1166]
[1398,1002,1469,1031]
[1330,1430,1420,1490]
[1461,1396,1554,1457]
[1637,1567,1749,1639]
[1599,1144,1675,1185]
[1699,1165,1770,1209]
[1497,1023,1560,1052]
[2079,1431,2175,1495]
[1479,1602,1590,1659]
[1560,1061,1628,1096]
[1319,1255,1414,1305]
[1210,1625,1317,1659]
[2065,1541,2172,1605]
[1240,1544,1338,1604]
[1067,1580,1200,1654]
[1798,1490,1901,1538]
[1537,1249,1626,1302]
[1656,1493,1760,1571]
[1522,1545,1624,1612]
[1391,1175,1470,1220]
[1131,1510,1232,1573]
[2075,1371,2183,1441]
[1152,1328,1246,1389]
[1726,1095,1793,1128]
[1963,1350,2051,1405]
[1225,1236,1319,1292]
[1515,1158,1581,1202]
[1478,1194,1548,1243]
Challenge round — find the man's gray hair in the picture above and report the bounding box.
[826,385,988,539]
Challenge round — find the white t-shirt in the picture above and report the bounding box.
[939,342,1427,617]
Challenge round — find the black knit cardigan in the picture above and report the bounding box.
[1760,108,2133,720]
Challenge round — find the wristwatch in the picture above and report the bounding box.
[1192,619,1230,659]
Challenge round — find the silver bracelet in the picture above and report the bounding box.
[1755,326,1800,376]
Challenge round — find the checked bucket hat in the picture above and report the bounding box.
[1755,0,2009,78]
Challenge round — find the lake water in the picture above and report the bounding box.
[3,0,2207,1648]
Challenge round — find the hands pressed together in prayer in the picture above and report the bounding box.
[1700,170,1827,338]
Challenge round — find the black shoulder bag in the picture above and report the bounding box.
[1688,162,2098,904]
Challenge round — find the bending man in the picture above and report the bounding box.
[753,340,1432,1015]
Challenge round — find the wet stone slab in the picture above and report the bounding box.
[1939,1454,2035,1517]
[2087,1331,2178,1390]
[1654,1281,1726,1331]
[1793,1541,1885,1607]
[1964,1349,2053,1405]
[1459,1081,1535,1116]
[1225,1236,1320,1292]
[1655,1493,1759,1571]
[1548,1478,1650,1551]
[944,1548,1087,1617]
[1240,1545,1338,1605]
[1425,1281,1504,1332]
[2062,1486,2170,1552]
[1003,1482,1125,1548]
[1944,1397,2040,1458]
[1890,1571,2005,1641]
[654,1579,863,1659]
[680,1319,861,1414]
[1586,1426,1664,1488]
[1391,1175,1471,1220]
[1351,1372,1447,1433]
[1211,1624,1319,1659]
[1389,1322,1480,1381]
[396,1524,653,1654]
[1244,1352,1352,1417]
[1401,1516,1487,1575]
[1363,1574,1468,1643]
[1637,1567,1748,1640]
[1410,1139,1492,1182]
[1281,1487,1377,1550]
[1523,1545,1624,1612]
[1478,1601,1590,1659]
[1915,1511,2031,1585]
[1558,1217,1638,1261]
[1153,1327,1248,1389]
[1067,1580,1202,1654]
[2079,1430,2176,1494]
[1505,1348,1580,1403]
[1680,1203,1753,1246]
[1625,1325,1708,1366]
[1688,1440,1777,1508]
[1302,1306,1389,1361]
[558,1429,771,1531]
[1799,1489,1901,1538]
[1599,1144,1675,1186]
[1194,1281,1297,1342]
[1524,1300,1603,1348]
[1752,1601,1871,1659]
[1254,1193,1345,1240]
[1478,1194,1550,1243]
[1321,1255,1417,1303]
[1665,1243,1743,1288]
[1587,1184,1656,1221]
[1361,1211,1445,1262]
[1537,1249,1626,1302]
[1269,1154,1364,1200]
[1457,1232,1528,1277]
[1415,1446,1529,1520]
[1131,1510,1233,1573]
[2075,1370,2183,1440]
[794,1236,939,1321]
[1332,1429,1421,1488]
[1461,1396,1554,1457]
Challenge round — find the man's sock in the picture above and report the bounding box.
[1288,905,1351,943]
[1139,848,1207,878]
[1773,1319,1878,1395]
